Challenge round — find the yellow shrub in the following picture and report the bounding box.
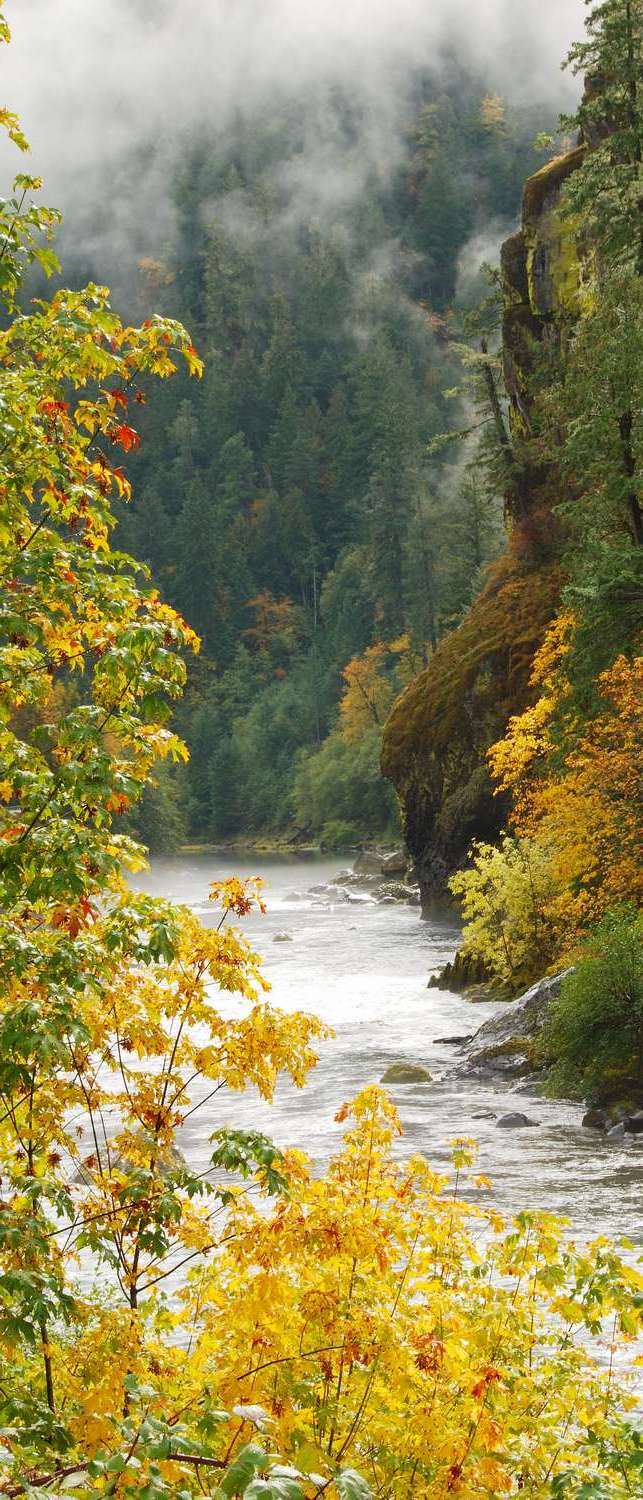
[450,833,560,986]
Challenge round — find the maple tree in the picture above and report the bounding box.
[489,626,642,933]
[451,616,642,983]
[0,17,324,1491]
[339,638,421,745]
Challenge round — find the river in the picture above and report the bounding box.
[135,850,641,1252]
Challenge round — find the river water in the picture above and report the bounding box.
[136,851,641,1252]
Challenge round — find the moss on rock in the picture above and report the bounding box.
[381,551,560,903]
[382,145,588,908]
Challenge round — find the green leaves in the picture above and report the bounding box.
[245,1472,304,1500]
[210,1129,289,1197]
[550,1421,643,1497]
[220,1444,270,1497]
[335,1471,373,1500]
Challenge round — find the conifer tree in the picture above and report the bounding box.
[563,0,643,272]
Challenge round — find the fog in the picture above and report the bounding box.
[1,0,587,293]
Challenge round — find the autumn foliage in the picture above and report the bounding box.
[452,609,642,986]
[0,8,641,1498]
[490,629,643,935]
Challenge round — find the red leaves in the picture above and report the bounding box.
[51,897,97,937]
[39,398,68,419]
[109,423,141,453]
[105,793,129,816]
[412,1333,445,1373]
[471,1366,502,1400]
[108,388,128,409]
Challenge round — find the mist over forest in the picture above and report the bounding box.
[1,1,589,847]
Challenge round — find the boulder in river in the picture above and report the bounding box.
[495,1112,540,1129]
[273,931,293,943]
[582,1106,608,1131]
[353,850,385,875]
[381,849,408,876]
[428,950,503,996]
[451,971,571,1082]
[623,1110,643,1135]
[327,867,419,906]
[607,1121,626,1140]
[374,879,417,903]
[381,1062,432,1084]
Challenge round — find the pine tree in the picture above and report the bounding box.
[563,0,643,273]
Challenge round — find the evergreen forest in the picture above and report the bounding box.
[108,73,549,848]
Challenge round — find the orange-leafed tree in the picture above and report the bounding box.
[339,637,423,745]
[489,624,643,936]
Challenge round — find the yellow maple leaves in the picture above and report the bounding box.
[491,619,643,939]
[175,1088,641,1498]
[455,611,642,979]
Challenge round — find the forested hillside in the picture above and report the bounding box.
[106,72,548,847]
[383,0,642,1101]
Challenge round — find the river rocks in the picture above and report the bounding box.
[323,863,419,907]
[381,1062,432,1084]
[353,850,386,875]
[381,849,408,876]
[380,880,419,903]
[428,951,491,992]
[605,1112,643,1139]
[451,971,571,1082]
[428,952,511,1003]
[433,1034,474,1046]
[495,1112,540,1129]
[273,931,293,943]
[581,1107,643,1135]
[354,847,409,878]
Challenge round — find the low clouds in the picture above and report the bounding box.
[1,0,586,289]
[4,0,584,177]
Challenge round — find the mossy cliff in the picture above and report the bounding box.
[381,147,585,910]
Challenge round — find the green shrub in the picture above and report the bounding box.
[540,908,643,1099]
[294,727,400,840]
[320,819,362,850]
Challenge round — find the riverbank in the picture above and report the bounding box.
[132,851,642,1250]
[177,836,405,858]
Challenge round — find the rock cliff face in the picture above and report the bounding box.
[381,148,585,911]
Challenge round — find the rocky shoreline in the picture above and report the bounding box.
[383,969,643,1139]
[322,847,421,908]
